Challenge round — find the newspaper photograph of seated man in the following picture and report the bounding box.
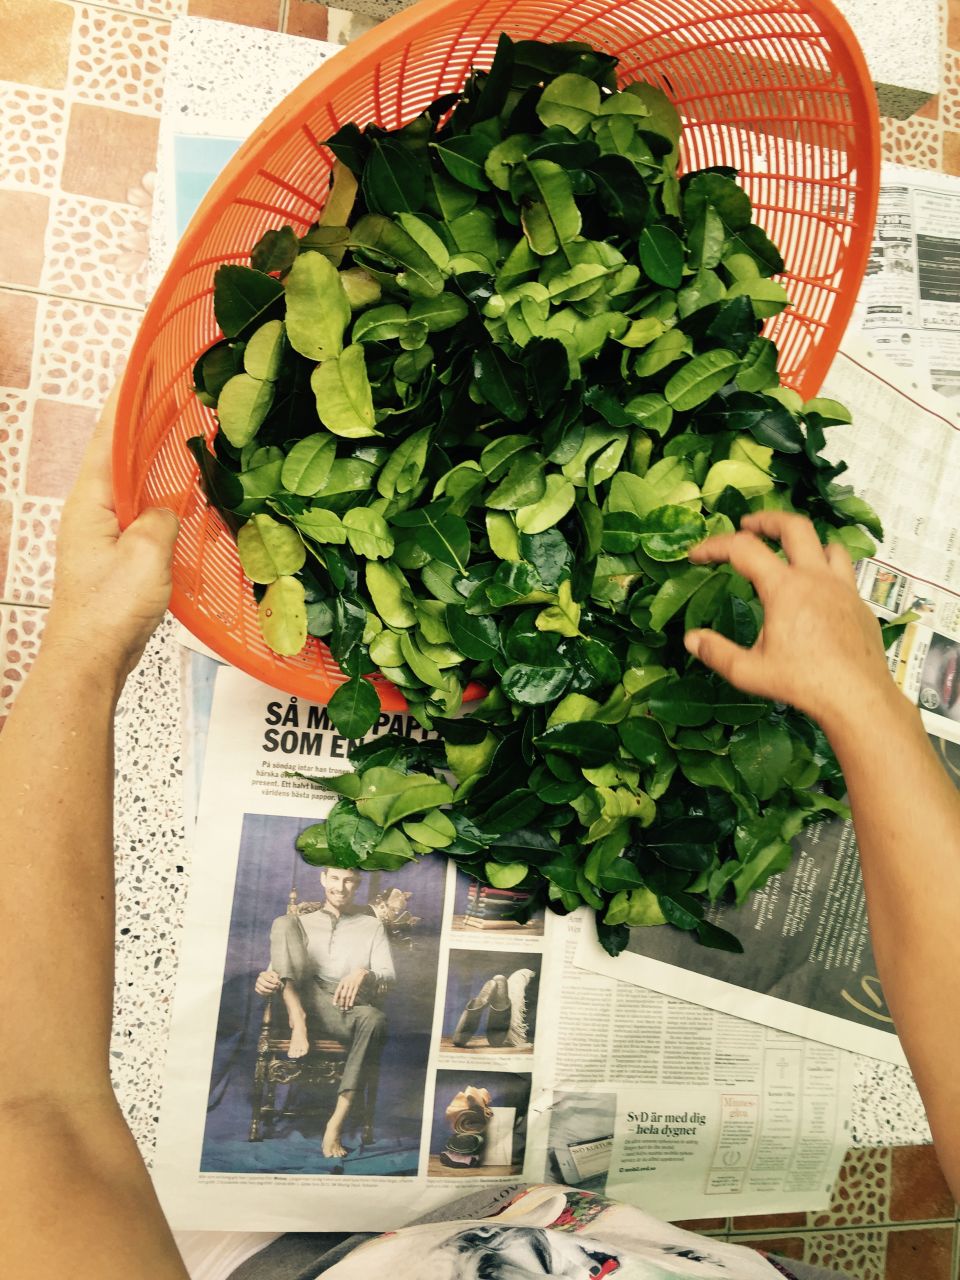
[199,813,445,1177]
[256,864,396,1158]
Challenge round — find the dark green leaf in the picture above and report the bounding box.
[534,720,618,766]
[327,677,381,737]
[213,265,284,339]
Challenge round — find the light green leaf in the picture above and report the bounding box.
[258,575,307,656]
[352,303,408,344]
[243,319,285,380]
[515,473,576,534]
[408,293,469,333]
[535,579,581,637]
[665,348,741,411]
[701,459,774,509]
[284,251,351,361]
[649,565,713,630]
[217,372,275,448]
[311,344,378,437]
[289,507,346,545]
[366,560,417,628]
[639,504,708,561]
[343,508,394,559]
[280,434,337,496]
[536,73,601,133]
[237,513,306,583]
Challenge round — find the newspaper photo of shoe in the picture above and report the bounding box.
[441,952,541,1054]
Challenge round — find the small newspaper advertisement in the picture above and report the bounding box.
[575,337,960,1064]
[854,163,960,398]
[153,666,853,1231]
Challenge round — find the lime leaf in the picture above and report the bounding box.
[258,575,307,655]
[284,251,351,361]
[237,513,306,583]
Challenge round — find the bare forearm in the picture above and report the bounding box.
[822,688,960,1192]
[0,638,124,1095]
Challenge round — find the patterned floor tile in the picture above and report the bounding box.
[186,0,281,27]
[671,1217,728,1234]
[87,0,187,15]
[285,0,330,39]
[0,289,39,391]
[0,0,75,89]
[6,497,62,607]
[880,115,943,169]
[42,191,150,307]
[0,85,68,192]
[0,190,50,288]
[0,388,31,497]
[34,296,141,406]
[949,0,960,52]
[889,1145,956,1222]
[803,1228,887,1278]
[809,1146,892,1229]
[940,50,960,132]
[61,103,160,204]
[0,498,11,598]
[943,129,960,174]
[731,1212,807,1232]
[67,5,170,117]
[0,604,49,723]
[732,1235,807,1262]
[884,1226,954,1278]
[24,399,98,499]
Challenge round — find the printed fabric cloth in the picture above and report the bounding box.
[223,1185,844,1280]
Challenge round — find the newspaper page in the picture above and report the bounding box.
[575,337,960,1063]
[154,664,854,1230]
[853,163,960,397]
[527,913,853,1219]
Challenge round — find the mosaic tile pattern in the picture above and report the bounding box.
[0,390,31,498]
[0,604,48,720]
[67,6,171,116]
[0,85,68,191]
[43,192,150,306]
[7,497,62,607]
[35,296,141,405]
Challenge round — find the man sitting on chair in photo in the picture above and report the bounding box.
[255,866,396,1158]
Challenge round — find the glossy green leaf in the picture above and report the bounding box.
[237,513,306,583]
[638,504,708,561]
[217,372,275,448]
[327,677,382,737]
[284,251,351,361]
[648,676,715,727]
[343,507,394,559]
[639,224,683,288]
[280,434,337,495]
[664,348,741,411]
[730,720,793,801]
[311,344,378,437]
[258,575,308,655]
[213,265,283,339]
[243,319,285,380]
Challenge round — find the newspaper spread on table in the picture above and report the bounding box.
[574,335,960,1062]
[153,664,854,1231]
[853,162,960,399]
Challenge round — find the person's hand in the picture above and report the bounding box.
[255,969,282,997]
[333,968,371,1010]
[684,511,894,731]
[44,384,179,681]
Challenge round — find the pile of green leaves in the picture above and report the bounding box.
[189,34,884,954]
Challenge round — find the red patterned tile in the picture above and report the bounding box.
[809,1147,891,1229]
[0,605,48,723]
[35,297,140,406]
[0,86,68,192]
[286,0,329,39]
[42,192,149,307]
[943,129,960,175]
[670,1217,727,1233]
[732,1212,807,1231]
[804,1228,886,1278]
[61,103,160,205]
[0,389,31,496]
[885,1226,953,1279]
[0,191,50,288]
[186,0,281,27]
[0,0,74,89]
[68,6,170,117]
[25,400,99,500]
[0,291,38,390]
[733,1235,806,1262]
[889,1145,956,1222]
[880,115,943,170]
[7,498,62,607]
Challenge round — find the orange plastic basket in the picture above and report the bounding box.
[114,0,879,707]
